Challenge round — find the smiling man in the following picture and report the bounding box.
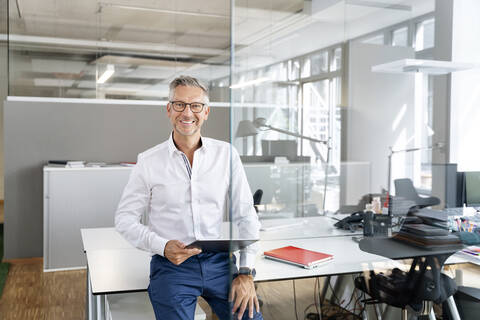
[115,76,263,320]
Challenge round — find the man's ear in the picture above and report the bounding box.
[204,106,210,120]
[166,103,171,114]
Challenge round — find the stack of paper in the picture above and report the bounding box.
[66,161,85,168]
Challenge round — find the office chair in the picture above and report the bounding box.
[395,178,440,209]
[252,189,264,307]
[355,255,458,319]
[253,189,263,213]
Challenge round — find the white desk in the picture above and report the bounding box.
[87,249,150,295]
[255,237,397,282]
[81,219,375,320]
[81,227,133,252]
[80,215,360,250]
[259,215,362,240]
[82,218,468,320]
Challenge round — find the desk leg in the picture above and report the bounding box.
[446,296,461,320]
[96,295,104,320]
[373,303,382,320]
[87,268,96,320]
[86,268,89,320]
[104,295,108,320]
[320,276,330,304]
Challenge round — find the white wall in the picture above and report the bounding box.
[0,43,6,199]
[346,42,415,193]
[449,0,480,172]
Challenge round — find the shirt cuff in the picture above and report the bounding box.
[239,251,256,269]
[150,234,169,257]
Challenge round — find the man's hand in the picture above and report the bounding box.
[230,275,259,320]
[164,240,201,265]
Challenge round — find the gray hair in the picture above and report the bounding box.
[168,76,209,104]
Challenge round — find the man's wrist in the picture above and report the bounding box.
[237,267,256,278]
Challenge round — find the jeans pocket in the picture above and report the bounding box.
[150,255,164,280]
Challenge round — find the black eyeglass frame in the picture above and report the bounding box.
[169,101,206,113]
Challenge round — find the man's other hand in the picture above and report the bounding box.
[164,240,201,265]
[230,275,259,320]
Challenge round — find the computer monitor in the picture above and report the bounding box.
[465,171,480,207]
[261,140,298,160]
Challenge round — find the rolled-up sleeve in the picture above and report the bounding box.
[114,154,169,256]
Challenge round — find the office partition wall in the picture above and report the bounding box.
[3,98,230,259]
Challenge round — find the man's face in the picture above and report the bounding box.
[167,85,210,138]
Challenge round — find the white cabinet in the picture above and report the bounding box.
[43,166,132,271]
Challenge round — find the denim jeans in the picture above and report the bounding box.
[148,252,263,320]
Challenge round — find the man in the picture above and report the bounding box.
[115,76,263,320]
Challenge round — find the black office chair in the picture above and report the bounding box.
[253,189,263,213]
[394,178,440,209]
[252,189,264,307]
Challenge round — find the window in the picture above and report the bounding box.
[330,47,342,72]
[392,27,408,47]
[288,60,300,81]
[311,51,328,75]
[415,18,435,51]
[362,34,384,45]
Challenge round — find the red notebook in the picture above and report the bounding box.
[264,246,333,269]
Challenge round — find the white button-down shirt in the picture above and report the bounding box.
[115,134,260,268]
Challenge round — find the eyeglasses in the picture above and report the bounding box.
[170,101,205,113]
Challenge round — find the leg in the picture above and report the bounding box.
[201,253,263,320]
[86,268,95,320]
[148,254,202,320]
[445,296,461,320]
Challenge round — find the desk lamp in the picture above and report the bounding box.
[236,118,331,214]
[387,142,444,214]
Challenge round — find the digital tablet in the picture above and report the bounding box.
[185,239,258,252]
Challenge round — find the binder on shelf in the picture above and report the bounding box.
[47,160,85,168]
[48,160,68,165]
[264,246,333,269]
[120,162,136,167]
[86,162,107,167]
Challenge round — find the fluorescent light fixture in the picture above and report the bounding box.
[100,3,227,19]
[97,64,115,84]
[346,0,411,11]
[230,77,271,89]
[372,59,476,75]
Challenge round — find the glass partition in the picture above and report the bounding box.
[229,0,437,318]
[7,0,231,99]
[4,0,450,319]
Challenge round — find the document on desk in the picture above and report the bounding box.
[264,246,333,269]
[460,246,480,261]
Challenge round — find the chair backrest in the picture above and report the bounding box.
[394,178,440,208]
[394,178,419,201]
[253,189,263,213]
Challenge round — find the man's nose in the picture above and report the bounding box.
[182,104,194,116]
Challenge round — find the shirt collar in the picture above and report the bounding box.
[167,132,207,156]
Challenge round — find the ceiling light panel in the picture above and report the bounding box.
[94,55,196,68]
[33,78,75,87]
[31,59,86,74]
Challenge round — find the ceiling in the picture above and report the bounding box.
[3,0,434,99]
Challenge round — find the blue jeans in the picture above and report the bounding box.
[148,252,263,320]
